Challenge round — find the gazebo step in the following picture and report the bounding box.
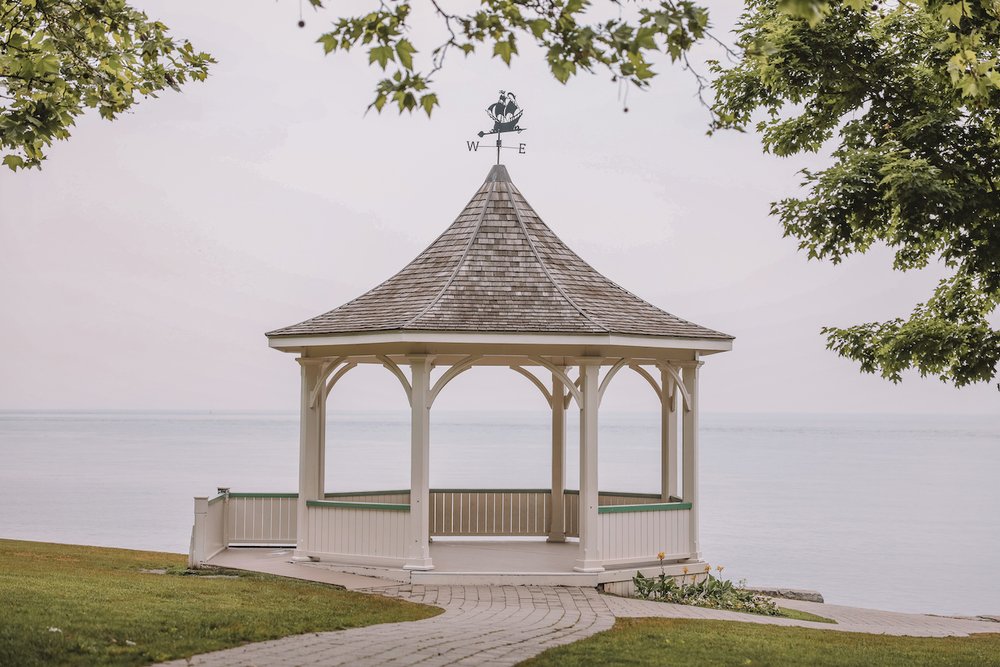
[410,571,601,587]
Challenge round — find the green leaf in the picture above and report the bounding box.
[368,45,394,69]
[528,19,549,39]
[778,0,829,26]
[493,39,516,65]
[939,3,966,27]
[36,53,60,75]
[2,155,25,171]
[395,39,415,70]
[420,93,438,117]
[317,34,339,54]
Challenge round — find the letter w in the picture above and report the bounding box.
[466,141,479,152]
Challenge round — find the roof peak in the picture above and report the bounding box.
[484,163,511,183]
[267,167,733,342]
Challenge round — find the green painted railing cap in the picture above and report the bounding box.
[307,499,410,512]
[325,490,410,498]
[598,502,692,514]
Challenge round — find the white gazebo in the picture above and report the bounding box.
[190,164,732,589]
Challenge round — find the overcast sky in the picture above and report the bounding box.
[0,1,996,415]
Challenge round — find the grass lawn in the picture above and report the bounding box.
[0,539,439,666]
[520,617,1000,666]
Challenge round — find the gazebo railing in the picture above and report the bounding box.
[189,488,684,567]
[304,498,411,566]
[228,492,298,546]
[189,492,228,566]
[598,501,693,565]
[430,489,550,537]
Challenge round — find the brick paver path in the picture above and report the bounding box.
[160,585,999,666]
[159,585,614,667]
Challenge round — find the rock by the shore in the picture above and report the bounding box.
[746,587,825,603]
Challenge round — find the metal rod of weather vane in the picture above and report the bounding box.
[496,134,502,165]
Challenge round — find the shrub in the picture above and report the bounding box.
[633,564,779,617]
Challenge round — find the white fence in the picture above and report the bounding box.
[228,493,298,545]
[304,500,410,566]
[188,493,227,567]
[430,489,550,537]
[598,502,693,566]
[189,489,689,568]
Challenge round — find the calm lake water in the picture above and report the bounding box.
[1,410,997,616]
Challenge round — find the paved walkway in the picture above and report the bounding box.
[160,583,999,667]
[159,585,613,667]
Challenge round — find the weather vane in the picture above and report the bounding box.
[467,90,527,164]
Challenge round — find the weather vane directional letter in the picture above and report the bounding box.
[467,90,527,164]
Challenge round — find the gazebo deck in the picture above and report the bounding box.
[209,539,701,590]
[192,488,702,590]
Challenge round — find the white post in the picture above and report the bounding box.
[189,496,208,568]
[574,361,604,572]
[293,358,324,561]
[548,372,566,542]
[661,367,679,501]
[318,383,327,498]
[682,359,702,560]
[404,355,434,570]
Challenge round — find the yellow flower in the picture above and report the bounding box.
[716,565,725,574]
[704,564,711,573]
[682,566,689,574]
[657,551,666,561]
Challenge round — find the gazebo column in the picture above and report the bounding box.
[682,360,702,560]
[293,358,325,560]
[660,366,679,501]
[404,355,434,570]
[547,372,567,543]
[574,361,604,572]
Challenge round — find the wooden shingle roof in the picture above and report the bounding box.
[267,165,731,341]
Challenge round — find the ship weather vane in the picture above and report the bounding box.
[467,90,527,164]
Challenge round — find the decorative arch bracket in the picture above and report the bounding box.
[322,362,357,403]
[562,368,582,409]
[508,365,553,405]
[428,355,482,408]
[308,356,347,408]
[657,362,691,412]
[377,355,413,407]
[597,358,629,406]
[628,364,664,405]
[530,357,582,408]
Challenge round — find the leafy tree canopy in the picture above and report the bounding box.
[0,0,212,171]
[712,0,1000,386]
[306,0,714,115]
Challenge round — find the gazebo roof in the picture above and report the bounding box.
[267,164,731,342]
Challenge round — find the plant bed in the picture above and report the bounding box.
[632,561,835,624]
[634,563,781,616]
